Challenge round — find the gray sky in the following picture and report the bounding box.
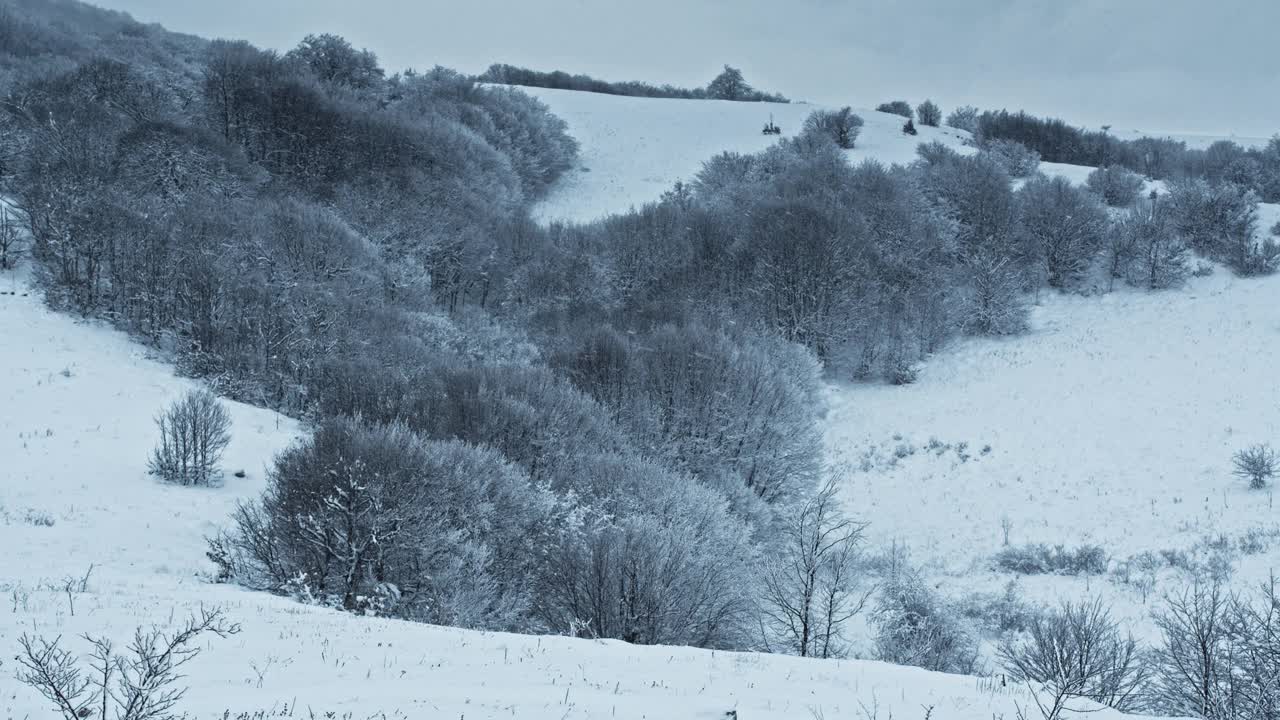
[100,0,1280,137]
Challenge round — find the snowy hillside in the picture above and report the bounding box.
[524,87,972,224]
[825,200,1280,636]
[0,264,1143,720]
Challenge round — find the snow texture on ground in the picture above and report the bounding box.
[525,87,972,225]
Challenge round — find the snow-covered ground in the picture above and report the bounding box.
[0,263,1138,718]
[525,87,972,224]
[824,210,1280,638]
[1111,128,1274,150]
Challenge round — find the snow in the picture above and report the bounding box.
[1110,128,1274,150]
[824,214,1280,638]
[524,87,973,224]
[0,260,1144,719]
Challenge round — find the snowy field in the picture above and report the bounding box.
[524,87,972,224]
[0,262,1141,719]
[824,205,1280,637]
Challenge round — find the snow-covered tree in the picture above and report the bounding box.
[801,107,864,149]
[1086,165,1145,207]
[286,33,384,90]
[1019,174,1108,288]
[706,65,751,101]
[876,100,913,119]
[916,99,941,127]
[945,105,979,133]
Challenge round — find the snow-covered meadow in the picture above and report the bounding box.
[524,87,972,224]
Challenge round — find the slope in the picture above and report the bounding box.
[523,87,972,224]
[0,260,1142,718]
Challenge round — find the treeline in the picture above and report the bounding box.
[977,109,1280,201]
[479,62,789,103]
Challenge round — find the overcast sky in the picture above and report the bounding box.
[99,0,1280,137]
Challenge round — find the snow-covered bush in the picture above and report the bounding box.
[982,138,1040,178]
[872,569,980,674]
[1166,179,1272,276]
[1086,165,1145,207]
[956,580,1037,635]
[148,389,231,487]
[916,99,941,127]
[1233,443,1278,489]
[961,254,1029,336]
[915,140,960,166]
[876,100,913,119]
[801,106,863,149]
[1018,174,1108,288]
[993,543,1109,575]
[1111,195,1189,290]
[998,599,1148,713]
[229,417,553,629]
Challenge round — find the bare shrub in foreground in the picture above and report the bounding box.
[16,606,239,720]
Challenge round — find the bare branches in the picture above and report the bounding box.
[758,473,869,658]
[15,607,240,720]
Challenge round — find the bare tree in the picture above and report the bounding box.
[998,599,1149,717]
[149,389,232,486]
[0,205,22,269]
[1151,580,1234,719]
[1233,444,1278,489]
[16,607,239,720]
[759,474,870,657]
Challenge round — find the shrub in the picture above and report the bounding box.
[998,599,1148,712]
[1166,179,1270,276]
[982,138,1040,178]
[956,580,1037,634]
[902,118,917,136]
[916,100,941,127]
[1086,165,1145,207]
[227,417,554,627]
[148,389,232,486]
[1233,443,1278,489]
[915,140,960,166]
[16,608,239,720]
[801,107,864,149]
[872,569,980,674]
[1116,195,1189,290]
[1018,174,1108,288]
[993,543,1109,575]
[1271,220,1280,237]
[877,100,913,120]
[945,105,979,133]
